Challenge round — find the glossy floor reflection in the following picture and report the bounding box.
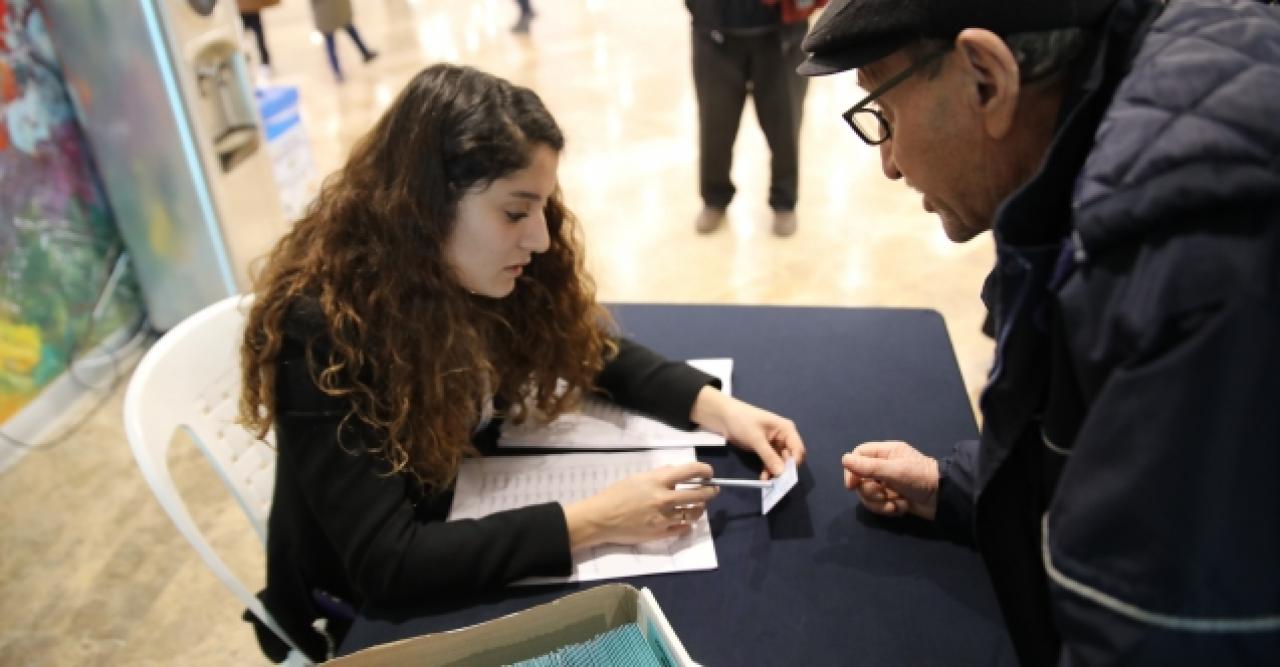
[0,1,993,664]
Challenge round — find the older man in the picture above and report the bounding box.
[801,0,1280,664]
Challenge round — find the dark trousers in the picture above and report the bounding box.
[324,24,373,77]
[240,12,270,66]
[692,23,808,211]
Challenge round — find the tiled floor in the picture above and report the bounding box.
[0,1,994,664]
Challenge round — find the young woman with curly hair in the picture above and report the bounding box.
[238,63,805,662]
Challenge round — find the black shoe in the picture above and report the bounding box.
[694,206,727,234]
[772,210,797,237]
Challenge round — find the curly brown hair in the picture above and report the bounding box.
[239,64,616,488]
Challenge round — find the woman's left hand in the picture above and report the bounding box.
[690,386,806,478]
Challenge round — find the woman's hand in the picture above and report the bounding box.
[690,386,806,479]
[563,462,719,550]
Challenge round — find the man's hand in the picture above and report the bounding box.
[842,441,940,520]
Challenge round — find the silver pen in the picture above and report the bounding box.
[681,477,775,489]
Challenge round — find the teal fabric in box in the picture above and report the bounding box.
[510,623,664,667]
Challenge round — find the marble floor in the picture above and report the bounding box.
[0,0,995,664]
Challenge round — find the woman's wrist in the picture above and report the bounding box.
[689,384,731,434]
[562,500,604,551]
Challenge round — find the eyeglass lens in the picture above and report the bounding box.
[849,109,888,143]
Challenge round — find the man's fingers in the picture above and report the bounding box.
[858,495,896,517]
[843,453,898,481]
[850,440,906,459]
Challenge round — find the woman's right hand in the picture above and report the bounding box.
[563,462,719,550]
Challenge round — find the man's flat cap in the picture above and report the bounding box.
[799,0,1117,76]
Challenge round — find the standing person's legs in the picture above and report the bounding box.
[692,29,749,231]
[512,0,535,33]
[240,12,271,66]
[750,24,809,215]
[342,24,377,61]
[323,31,342,80]
[783,23,809,145]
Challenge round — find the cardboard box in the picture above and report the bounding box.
[329,584,698,667]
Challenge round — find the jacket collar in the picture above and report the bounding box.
[990,0,1165,255]
[1071,0,1280,256]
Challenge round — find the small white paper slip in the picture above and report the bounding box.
[498,358,733,450]
[687,357,732,397]
[761,457,799,515]
[447,448,718,585]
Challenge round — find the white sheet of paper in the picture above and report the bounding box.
[761,457,799,514]
[448,448,718,584]
[498,358,733,450]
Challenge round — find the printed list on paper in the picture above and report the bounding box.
[448,448,718,584]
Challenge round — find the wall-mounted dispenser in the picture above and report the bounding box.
[44,0,289,330]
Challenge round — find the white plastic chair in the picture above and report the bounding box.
[123,295,310,665]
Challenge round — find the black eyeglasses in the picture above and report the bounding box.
[842,44,954,145]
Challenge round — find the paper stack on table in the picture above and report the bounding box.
[449,448,717,584]
[499,358,733,450]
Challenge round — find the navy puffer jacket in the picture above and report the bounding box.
[936,0,1280,664]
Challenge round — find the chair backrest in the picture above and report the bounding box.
[122,294,305,660]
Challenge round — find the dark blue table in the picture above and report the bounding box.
[340,304,1015,665]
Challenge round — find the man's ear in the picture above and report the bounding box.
[954,29,1021,140]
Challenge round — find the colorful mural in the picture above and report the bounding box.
[0,0,144,423]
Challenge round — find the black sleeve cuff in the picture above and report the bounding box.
[595,338,719,430]
[521,501,574,577]
[934,440,979,548]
